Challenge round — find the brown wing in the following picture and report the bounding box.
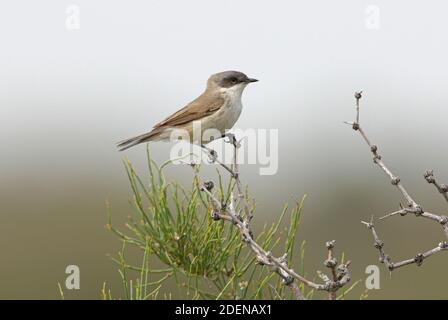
[154,92,224,129]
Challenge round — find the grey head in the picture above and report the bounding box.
[207,70,258,89]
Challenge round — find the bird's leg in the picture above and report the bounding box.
[202,133,239,162]
[222,133,240,148]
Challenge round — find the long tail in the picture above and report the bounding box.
[117,129,162,151]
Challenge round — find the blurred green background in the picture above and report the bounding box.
[0,0,447,299]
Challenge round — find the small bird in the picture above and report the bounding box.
[117,71,258,151]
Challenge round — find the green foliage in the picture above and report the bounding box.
[106,149,335,299]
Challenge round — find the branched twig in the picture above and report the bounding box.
[198,134,351,300]
[345,91,448,271]
[323,240,343,300]
[361,216,448,271]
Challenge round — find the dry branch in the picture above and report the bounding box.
[424,170,448,204]
[197,134,351,300]
[345,92,448,271]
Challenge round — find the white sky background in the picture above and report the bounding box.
[1,1,448,169]
[0,0,447,298]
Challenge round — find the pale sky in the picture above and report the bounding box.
[0,0,447,299]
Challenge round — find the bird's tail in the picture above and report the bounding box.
[117,129,162,151]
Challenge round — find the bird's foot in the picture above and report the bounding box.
[222,133,240,148]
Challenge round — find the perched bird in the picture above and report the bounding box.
[117,70,258,151]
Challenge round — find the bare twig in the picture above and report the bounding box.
[424,170,448,204]
[324,240,338,300]
[361,216,448,271]
[198,137,351,300]
[345,91,448,271]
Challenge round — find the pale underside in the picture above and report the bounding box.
[117,82,247,150]
[154,83,246,144]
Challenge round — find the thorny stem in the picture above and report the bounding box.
[198,136,351,300]
[345,91,448,271]
[324,240,338,300]
[226,133,252,223]
[355,91,362,124]
[424,170,448,204]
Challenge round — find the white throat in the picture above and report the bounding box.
[212,83,246,132]
[219,83,247,105]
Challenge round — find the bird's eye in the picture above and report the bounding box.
[231,78,238,84]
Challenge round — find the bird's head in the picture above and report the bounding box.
[207,71,258,96]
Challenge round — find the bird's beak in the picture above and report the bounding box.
[246,78,258,83]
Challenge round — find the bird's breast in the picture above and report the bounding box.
[222,98,243,127]
[202,97,242,134]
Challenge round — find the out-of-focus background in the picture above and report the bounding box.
[1,0,447,299]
